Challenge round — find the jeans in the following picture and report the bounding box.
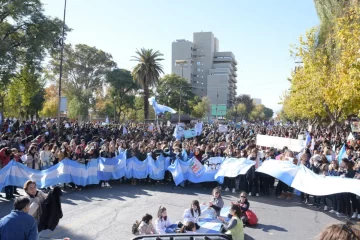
[165,224,178,233]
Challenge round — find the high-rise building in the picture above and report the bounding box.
[172,32,237,117]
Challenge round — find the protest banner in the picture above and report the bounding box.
[256,134,304,152]
[218,124,228,133]
[184,129,197,139]
[189,158,205,176]
[351,122,360,132]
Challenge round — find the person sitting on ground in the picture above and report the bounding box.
[177,221,196,233]
[204,187,224,217]
[23,180,48,224]
[154,206,178,234]
[183,200,201,230]
[218,204,244,240]
[231,192,250,225]
[0,196,38,240]
[132,214,156,235]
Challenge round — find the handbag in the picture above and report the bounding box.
[245,209,258,225]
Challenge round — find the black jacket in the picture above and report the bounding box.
[38,186,63,232]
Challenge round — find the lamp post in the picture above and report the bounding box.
[57,0,67,134]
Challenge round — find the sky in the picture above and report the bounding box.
[42,0,319,113]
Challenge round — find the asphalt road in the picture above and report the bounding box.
[0,182,352,240]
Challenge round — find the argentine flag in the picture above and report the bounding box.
[305,132,311,147]
[148,96,177,116]
[338,144,347,164]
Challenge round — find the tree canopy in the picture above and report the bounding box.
[284,6,360,125]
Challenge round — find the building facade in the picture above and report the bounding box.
[172,32,237,117]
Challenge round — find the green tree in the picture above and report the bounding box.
[131,48,164,119]
[105,68,138,122]
[191,97,211,119]
[49,44,116,118]
[263,106,274,119]
[5,65,45,119]
[235,94,255,120]
[40,85,58,118]
[0,0,67,113]
[156,74,194,115]
[225,103,247,121]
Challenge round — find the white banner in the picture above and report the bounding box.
[218,124,228,133]
[291,165,360,196]
[215,158,255,178]
[256,134,305,152]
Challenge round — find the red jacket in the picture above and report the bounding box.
[0,148,11,168]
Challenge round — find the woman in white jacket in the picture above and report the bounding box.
[154,206,177,234]
[40,143,53,169]
[183,200,201,230]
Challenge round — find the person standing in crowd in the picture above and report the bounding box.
[0,196,38,240]
[40,143,53,170]
[25,145,40,170]
[0,147,14,199]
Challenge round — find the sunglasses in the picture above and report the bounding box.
[240,196,246,198]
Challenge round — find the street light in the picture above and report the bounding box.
[57,0,67,134]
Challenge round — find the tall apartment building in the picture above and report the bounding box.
[171,32,237,117]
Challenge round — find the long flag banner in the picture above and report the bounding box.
[0,153,170,190]
[2,154,360,196]
[256,160,360,196]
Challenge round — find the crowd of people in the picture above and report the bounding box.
[0,119,360,239]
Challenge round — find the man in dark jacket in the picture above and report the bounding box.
[0,196,38,240]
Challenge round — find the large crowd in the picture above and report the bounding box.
[0,119,360,239]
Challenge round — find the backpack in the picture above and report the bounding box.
[245,210,258,226]
[132,221,140,234]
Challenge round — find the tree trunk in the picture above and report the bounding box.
[143,76,149,120]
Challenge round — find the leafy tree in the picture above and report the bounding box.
[49,44,116,117]
[249,105,266,121]
[191,97,211,119]
[285,7,360,126]
[40,85,58,117]
[105,68,138,122]
[131,48,164,119]
[235,94,255,120]
[225,103,247,121]
[0,0,67,113]
[263,106,274,119]
[5,65,45,119]
[156,74,194,115]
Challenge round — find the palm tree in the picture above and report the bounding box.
[131,48,164,119]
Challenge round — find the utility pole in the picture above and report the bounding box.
[57,0,67,134]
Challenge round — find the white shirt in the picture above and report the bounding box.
[183,208,200,224]
[155,217,172,234]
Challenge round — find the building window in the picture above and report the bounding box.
[197,68,201,72]
[197,62,201,66]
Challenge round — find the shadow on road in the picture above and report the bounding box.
[39,225,88,240]
[251,223,288,233]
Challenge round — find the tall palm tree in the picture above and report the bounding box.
[131,48,164,119]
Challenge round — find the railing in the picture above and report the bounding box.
[132,233,232,240]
